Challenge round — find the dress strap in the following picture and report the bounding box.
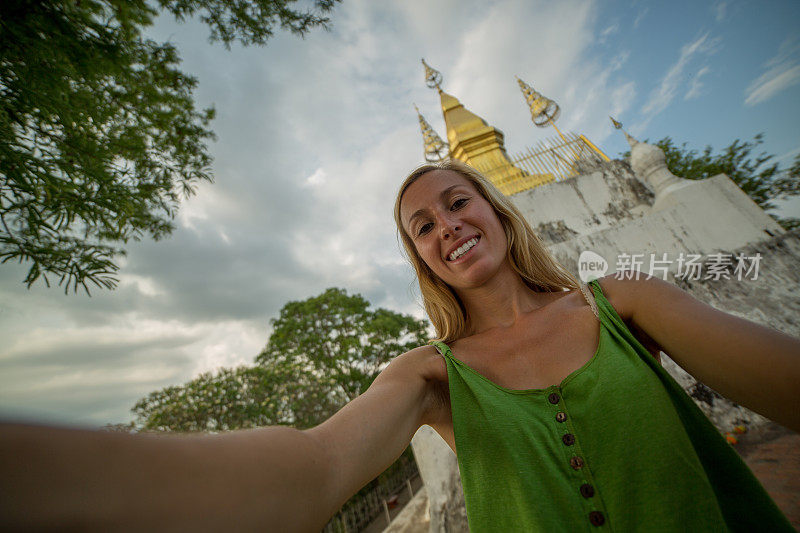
[429,339,453,358]
[579,281,600,320]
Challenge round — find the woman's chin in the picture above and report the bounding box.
[444,266,497,290]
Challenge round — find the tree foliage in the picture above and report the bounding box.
[257,287,430,403]
[622,134,800,230]
[131,363,343,432]
[0,0,339,294]
[156,0,339,48]
[131,288,429,432]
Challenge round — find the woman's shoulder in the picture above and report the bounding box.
[590,272,665,321]
[393,344,447,383]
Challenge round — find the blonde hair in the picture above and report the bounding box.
[394,159,579,343]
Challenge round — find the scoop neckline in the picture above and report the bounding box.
[433,320,606,395]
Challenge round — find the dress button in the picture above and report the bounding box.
[562,433,575,446]
[589,510,605,526]
[570,456,584,470]
[580,483,595,498]
[548,392,560,404]
[555,411,567,423]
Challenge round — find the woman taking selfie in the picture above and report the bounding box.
[1,160,798,531]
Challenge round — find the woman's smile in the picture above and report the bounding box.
[446,235,481,263]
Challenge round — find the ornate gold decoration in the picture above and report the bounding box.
[516,76,561,128]
[610,116,623,129]
[411,62,613,195]
[414,104,449,162]
[421,58,443,91]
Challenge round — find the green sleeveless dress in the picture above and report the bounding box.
[429,278,793,532]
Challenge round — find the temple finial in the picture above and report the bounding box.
[609,116,639,149]
[610,117,685,194]
[517,76,561,128]
[414,104,449,162]
[421,58,443,92]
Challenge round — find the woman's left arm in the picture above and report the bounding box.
[600,274,800,433]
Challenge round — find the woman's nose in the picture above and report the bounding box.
[440,218,461,239]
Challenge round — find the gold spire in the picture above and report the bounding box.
[412,62,629,193]
[516,76,564,139]
[421,58,443,91]
[414,62,554,193]
[515,76,610,162]
[435,89,553,193]
[414,104,449,162]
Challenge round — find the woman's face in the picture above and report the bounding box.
[400,170,509,290]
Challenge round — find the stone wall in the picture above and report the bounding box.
[510,160,653,246]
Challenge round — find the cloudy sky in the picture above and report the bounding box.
[2,0,799,427]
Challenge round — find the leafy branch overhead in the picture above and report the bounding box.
[0,0,340,294]
[158,0,340,47]
[621,134,800,231]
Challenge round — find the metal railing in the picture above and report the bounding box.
[476,132,608,195]
[322,456,419,533]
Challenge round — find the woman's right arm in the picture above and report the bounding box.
[306,345,441,520]
[0,346,441,532]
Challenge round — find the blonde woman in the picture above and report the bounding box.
[1,160,798,531]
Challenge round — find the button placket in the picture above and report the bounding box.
[548,387,610,528]
[589,510,606,526]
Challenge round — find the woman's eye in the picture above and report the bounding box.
[451,198,468,210]
[418,223,433,236]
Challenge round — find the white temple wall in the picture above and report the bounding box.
[509,161,652,244]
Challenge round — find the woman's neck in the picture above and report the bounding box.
[456,265,558,336]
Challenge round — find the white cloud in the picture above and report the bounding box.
[288,126,420,294]
[633,7,648,29]
[713,2,728,22]
[685,66,711,100]
[118,274,166,297]
[303,167,327,187]
[609,50,631,73]
[609,81,637,122]
[435,0,635,153]
[775,146,800,165]
[598,23,619,44]
[637,33,720,132]
[177,181,238,233]
[0,315,263,426]
[745,39,800,106]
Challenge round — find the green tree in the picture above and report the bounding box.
[622,134,800,230]
[0,0,339,294]
[131,363,343,432]
[131,287,429,432]
[257,287,430,403]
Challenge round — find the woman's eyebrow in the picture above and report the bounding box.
[406,184,465,226]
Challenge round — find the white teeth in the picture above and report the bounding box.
[449,237,478,261]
